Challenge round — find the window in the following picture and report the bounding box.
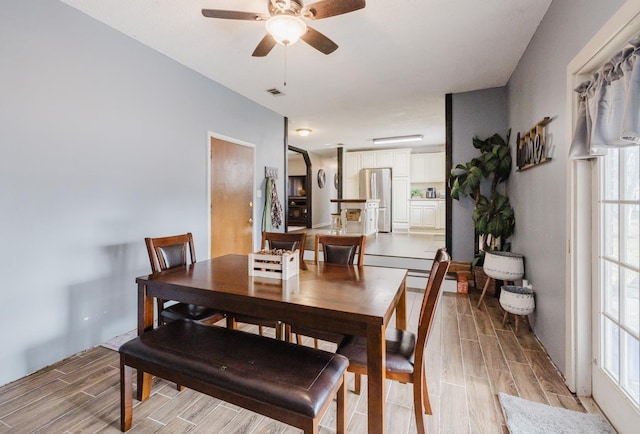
[599,145,640,407]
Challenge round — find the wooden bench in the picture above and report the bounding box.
[119,320,348,433]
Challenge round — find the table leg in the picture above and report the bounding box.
[396,278,407,330]
[367,324,386,434]
[136,282,154,401]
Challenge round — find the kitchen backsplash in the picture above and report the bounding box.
[411,182,446,198]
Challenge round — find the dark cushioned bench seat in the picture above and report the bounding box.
[119,320,348,433]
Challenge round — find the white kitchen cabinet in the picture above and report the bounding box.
[356,150,394,170]
[409,201,437,228]
[344,152,361,178]
[410,152,445,183]
[436,200,446,229]
[343,152,361,198]
[410,154,428,182]
[392,177,409,226]
[393,149,410,177]
[344,178,358,199]
[360,151,376,169]
[375,150,393,168]
[425,152,445,182]
[409,199,445,231]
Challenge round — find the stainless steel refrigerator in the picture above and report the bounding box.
[359,168,392,232]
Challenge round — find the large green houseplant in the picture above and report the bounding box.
[449,130,515,268]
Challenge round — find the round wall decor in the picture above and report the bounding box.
[317,169,326,188]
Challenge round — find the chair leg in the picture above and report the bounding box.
[413,379,426,434]
[477,277,493,308]
[120,361,133,432]
[421,368,432,415]
[354,373,362,395]
[336,376,347,434]
[502,311,509,326]
[296,334,303,345]
[313,338,319,349]
[258,325,264,336]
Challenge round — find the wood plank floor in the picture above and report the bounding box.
[0,288,600,433]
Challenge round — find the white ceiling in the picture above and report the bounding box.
[59,0,552,156]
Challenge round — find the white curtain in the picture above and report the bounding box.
[569,34,640,159]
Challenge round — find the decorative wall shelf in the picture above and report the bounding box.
[516,117,552,171]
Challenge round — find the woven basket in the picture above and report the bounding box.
[483,251,525,281]
[499,285,535,315]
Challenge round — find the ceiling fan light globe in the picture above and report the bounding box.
[265,15,307,46]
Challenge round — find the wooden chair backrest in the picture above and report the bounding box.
[314,234,366,266]
[260,231,307,270]
[145,233,196,273]
[414,248,450,368]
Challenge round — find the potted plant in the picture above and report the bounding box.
[411,189,422,198]
[448,130,516,289]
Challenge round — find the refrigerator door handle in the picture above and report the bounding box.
[371,172,377,199]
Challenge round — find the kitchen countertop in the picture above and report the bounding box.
[330,199,380,203]
[410,198,444,201]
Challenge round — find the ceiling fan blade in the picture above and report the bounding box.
[301,27,338,55]
[252,34,277,57]
[201,9,267,21]
[302,0,366,19]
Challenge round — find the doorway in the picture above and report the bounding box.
[287,146,312,230]
[567,1,640,431]
[209,135,254,257]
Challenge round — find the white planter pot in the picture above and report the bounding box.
[499,285,535,315]
[483,251,524,281]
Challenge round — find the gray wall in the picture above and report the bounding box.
[450,87,509,262]
[0,0,284,386]
[506,0,624,373]
[309,153,338,228]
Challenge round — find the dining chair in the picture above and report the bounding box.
[226,231,308,340]
[289,234,367,347]
[314,234,366,266]
[261,231,307,270]
[336,247,450,434]
[145,233,225,326]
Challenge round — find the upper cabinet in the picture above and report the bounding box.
[343,148,411,178]
[344,152,361,198]
[392,149,410,177]
[344,152,361,178]
[375,150,393,168]
[360,149,394,170]
[410,152,445,183]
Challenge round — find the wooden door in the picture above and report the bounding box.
[210,137,254,258]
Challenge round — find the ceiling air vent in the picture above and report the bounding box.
[266,88,285,96]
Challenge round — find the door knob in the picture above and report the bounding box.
[249,218,253,224]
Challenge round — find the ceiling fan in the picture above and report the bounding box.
[202,0,366,57]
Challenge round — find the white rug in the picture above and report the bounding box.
[499,393,616,434]
[100,329,137,351]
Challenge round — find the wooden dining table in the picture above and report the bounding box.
[135,254,408,434]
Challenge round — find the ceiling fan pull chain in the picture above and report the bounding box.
[283,45,288,87]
